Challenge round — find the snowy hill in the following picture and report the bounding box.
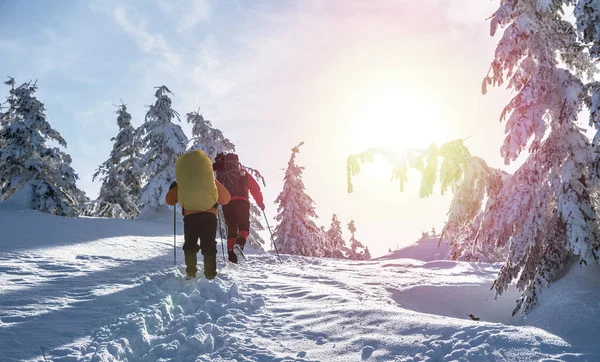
[377,235,448,262]
[1,205,599,361]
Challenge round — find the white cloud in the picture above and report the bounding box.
[113,7,170,54]
[155,0,210,31]
[111,5,188,95]
[190,35,235,98]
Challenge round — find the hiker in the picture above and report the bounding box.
[213,152,265,263]
[166,150,231,279]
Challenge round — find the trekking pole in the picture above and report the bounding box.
[173,205,177,266]
[262,209,281,262]
[217,209,226,262]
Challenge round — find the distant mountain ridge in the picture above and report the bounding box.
[377,235,447,262]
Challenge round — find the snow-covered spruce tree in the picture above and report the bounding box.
[0,79,19,192]
[325,214,347,258]
[347,219,368,260]
[138,86,187,214]
[0,88,11,190]
[0,78,87,216]
[87,163,137,218]
[0,91,9,130]
[186,110,235,160]
[364,246,372,260]
[90,103,142,218]
[476,0,600,314]
[113,103,144,202]
[274,142,326,257]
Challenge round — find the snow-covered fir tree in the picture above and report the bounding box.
[0,89,10,190]
[274,142,325,257]
[90,103,142,218]
[325,214,347,258]
[87,163,138,218]
[138,86,187,214]
[476,0,600,314]
[364,246,371,260]
[0,78,86,216]
[347,219,368,260]
[113,104,143,202]
[186,110,235,160]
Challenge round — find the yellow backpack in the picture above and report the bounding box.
[175,150,218,211]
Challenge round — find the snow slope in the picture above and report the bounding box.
[1,205,599,361]
[377,236,447,262]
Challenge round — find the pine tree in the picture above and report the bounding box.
[364,246,371,260]
[347,219,367,260]
[138,86,188,214]
[90,103,141,218]
[0,78,87,216]
[0,92,10,191]
[87,163,137,218]
[186,110,235,160]
[113,103,143,202]
[325,214,347,258]
[274,142,325,257]
[477,0,600,315]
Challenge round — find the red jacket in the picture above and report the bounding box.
[232,173,264,209]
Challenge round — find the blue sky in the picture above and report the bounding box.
[0,0,511,256]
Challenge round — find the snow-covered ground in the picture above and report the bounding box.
[1,205,599,361]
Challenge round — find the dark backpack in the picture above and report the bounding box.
[214,153,248,197]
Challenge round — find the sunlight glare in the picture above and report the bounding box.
[352,85,449,152]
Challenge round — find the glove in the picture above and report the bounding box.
[258,202,265,211]
[169,181,178,190]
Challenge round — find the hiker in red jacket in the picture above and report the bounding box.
[213,152,264,263]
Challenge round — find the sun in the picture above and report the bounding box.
[352,85,449,152]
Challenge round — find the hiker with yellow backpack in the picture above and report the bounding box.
[166,150,231,280]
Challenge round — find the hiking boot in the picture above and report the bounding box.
[235,236,246,251]
[228,249,238,264]
[185,273,196,280]
[203,252,217,279]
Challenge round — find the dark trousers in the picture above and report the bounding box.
[222,199,250,249]
[183,212,217,276]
